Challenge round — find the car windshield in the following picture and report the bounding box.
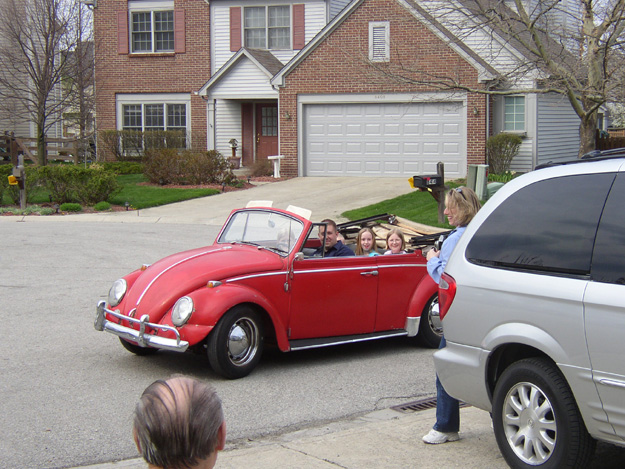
[218,210,304,255]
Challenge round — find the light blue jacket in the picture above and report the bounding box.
[426,226,466,284]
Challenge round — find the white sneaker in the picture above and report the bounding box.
[422,429,460,444]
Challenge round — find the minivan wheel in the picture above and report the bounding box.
[207,306,264,379]
[492,358,595,468]
[417,294,442,348]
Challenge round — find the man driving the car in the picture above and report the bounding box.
[313,219,354,257]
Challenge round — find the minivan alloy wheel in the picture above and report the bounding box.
[492,358,595,468]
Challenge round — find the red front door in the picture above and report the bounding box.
[255,103,278,158]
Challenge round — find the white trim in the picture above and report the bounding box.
[369,21,390,62]
[115,93,192,133]
[128,0,173,10]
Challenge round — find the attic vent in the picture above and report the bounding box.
[369,21,389,62]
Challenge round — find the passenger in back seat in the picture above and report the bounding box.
[355,227,380,256]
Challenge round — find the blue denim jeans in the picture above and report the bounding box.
[433,336,460,433]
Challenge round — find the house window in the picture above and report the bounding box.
[120,101,188,151]
[244,6,290,50]
[261,106,278,136]
[131,10,174,53]
[504,96,525,131]
[369,22,390,62]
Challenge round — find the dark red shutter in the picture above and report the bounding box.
[230,7,242,52]
[292,4,305,50]
[174,10,186,53]
[117,11,129,55]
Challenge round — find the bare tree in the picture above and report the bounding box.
[62,1,96,162]
[0,0,79,165]
[368,0,625,156]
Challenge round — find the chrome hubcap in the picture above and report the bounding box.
[428,298,443,335]
[227,317,258,366]
[503,382,556,464]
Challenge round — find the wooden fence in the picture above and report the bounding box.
[596,130,625,151]
[0,132,79,165]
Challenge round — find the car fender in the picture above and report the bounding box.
[186,283,290,351]
[406,274,438,318]
[483,323,571,365]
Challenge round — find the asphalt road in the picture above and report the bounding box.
[0,221,437,469]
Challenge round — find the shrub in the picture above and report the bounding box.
[250,159,273,177]
[143,149,236,185]
[94,201,112,211]
[60,203,82,212]
[143,148,182,185]
[181,150,236,185]
[39,165,120,205]
[486,133,523,174]
[489,171,518,183]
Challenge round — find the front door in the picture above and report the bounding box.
[255,103,278,158]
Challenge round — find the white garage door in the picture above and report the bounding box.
[303,101,466,177]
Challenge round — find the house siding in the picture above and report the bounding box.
[211,1,328,75]
[214,99,242,158]
[94,0,210,159]
[329,0,351,19]
[278,0,487,177]
[209,58,279,99]
[535,92,580,164]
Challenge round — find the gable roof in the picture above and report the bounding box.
[199,48,284,95]
[271,0,501,87]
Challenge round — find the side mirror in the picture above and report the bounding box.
[294,252,304,261]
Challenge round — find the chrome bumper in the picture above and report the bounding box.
[95,301,189,352]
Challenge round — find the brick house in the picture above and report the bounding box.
[94,0,582,178]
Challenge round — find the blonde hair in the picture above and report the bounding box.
[445,186,481,226]
[355,227,378,255]
[385,227,405,251]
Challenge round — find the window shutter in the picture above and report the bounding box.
[174,10,186,53]
[292,4,305,50]
[230,7,241,52]
[117,11,129,55]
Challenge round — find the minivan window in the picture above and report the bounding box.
[591,173,625,284]
[466,173,615,275]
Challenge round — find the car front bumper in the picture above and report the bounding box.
[94,301,189,352]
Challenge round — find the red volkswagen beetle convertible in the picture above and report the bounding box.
[95,205,443,379]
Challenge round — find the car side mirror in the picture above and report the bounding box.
[294,252,304,262]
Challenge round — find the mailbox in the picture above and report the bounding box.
[411,174,444,190]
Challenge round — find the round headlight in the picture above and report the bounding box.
[172,296,194,327]
[108,279,127,307]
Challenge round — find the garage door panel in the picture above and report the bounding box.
[304,102,466,177]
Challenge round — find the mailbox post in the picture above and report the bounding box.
[410,162,447,224]
[7,154,26,210]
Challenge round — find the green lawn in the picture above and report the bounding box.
[108,174,220,210]
[1,173,220,210]
[341,181,460,228]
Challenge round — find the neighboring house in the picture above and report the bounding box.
[94,0,582,178]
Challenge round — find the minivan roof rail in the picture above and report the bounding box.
[535,147,625,170]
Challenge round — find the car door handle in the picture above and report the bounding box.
[360,270,378,276]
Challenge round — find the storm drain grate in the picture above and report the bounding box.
[391,397,470,414]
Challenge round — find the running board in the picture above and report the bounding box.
[289,330,408,351]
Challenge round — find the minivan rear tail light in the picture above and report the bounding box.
[438,273,457,321]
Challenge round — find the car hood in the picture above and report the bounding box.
[122,244,284,319]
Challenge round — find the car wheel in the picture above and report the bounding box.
[492,358,595,469]
[417,294,442,348]
[119,337,158,356]
[207,306,264,379]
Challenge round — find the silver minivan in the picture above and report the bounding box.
[435,154,625,468]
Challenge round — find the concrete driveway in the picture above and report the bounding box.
[21,176,415,226]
